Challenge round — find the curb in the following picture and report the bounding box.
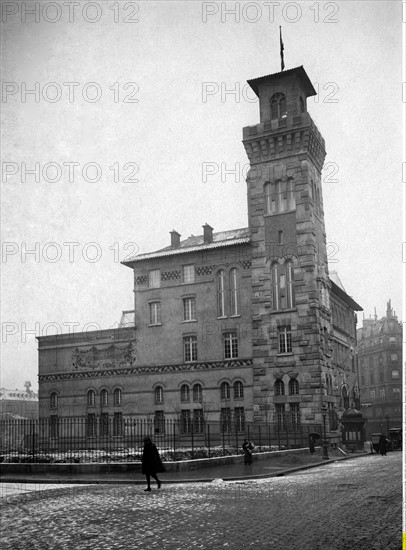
[0,453,369,486]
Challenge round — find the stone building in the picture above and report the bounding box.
[357,300,402,435]
[37,65,362,444]
[0,381,38,419]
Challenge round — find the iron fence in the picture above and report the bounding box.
[0,417,322,463]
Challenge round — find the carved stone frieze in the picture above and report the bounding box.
[40,359,253,382]
[72,342,137,370]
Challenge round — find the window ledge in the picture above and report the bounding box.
[217,316,228,320]
[182,319,197,323]
[230,314,241,318]
[148,323,162,327]
[272,308,297,313]
[264,209,296,218]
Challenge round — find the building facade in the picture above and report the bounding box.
[357,300,402,435]
[0,381,39,419]
[37,66,362,445]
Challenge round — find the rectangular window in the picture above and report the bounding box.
[392,370,400,379]
[87,413,97,437]
[393,388,401,400]
[234,407,245,432]
[183,336,197,362]
[183,297,196,321]
[180,410,191,434]
[149,302,161,325]
[100,413,109,436]
[220,407,231,433]
[193,409,204,433]
[275,404,285,430]
[224,332,238,359]
[154,411,165,434]
[290,403,300,429]
[182,265,195,284]
[379,388,385,400]
[148,269,160,288]
[278,326,292,354]
[370,389,376,399]
[113,412,123,436]
[391,353,398,361]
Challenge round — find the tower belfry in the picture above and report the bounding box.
[243,65,330,423]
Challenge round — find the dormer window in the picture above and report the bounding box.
[270,93,287,120]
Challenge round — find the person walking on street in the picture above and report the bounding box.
[242,439,254,465]
[142,437,165,491]
[378,434,387,456]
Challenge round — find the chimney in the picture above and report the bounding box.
[170,230,181,248]
[203,223,213,244]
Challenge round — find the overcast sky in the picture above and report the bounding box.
[1,1,403,392]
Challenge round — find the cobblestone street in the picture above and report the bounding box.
[0,453,401,549]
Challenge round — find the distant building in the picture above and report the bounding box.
[0,381,39,419]
[37,65,362,445]
[357,300,402,435]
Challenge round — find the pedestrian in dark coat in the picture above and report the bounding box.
[378,435,387,456]
[242,439,254,465]
[309,435,316,455]
[142,437,165,491]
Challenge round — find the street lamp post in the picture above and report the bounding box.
[321,404,329,460]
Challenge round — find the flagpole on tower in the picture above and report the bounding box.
[279,26,285,71]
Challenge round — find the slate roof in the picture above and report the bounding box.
[122,227,250,265]
[247,66,317,98]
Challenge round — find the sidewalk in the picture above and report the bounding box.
[0,449,369,485]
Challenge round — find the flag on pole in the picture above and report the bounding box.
[280,26,285,71]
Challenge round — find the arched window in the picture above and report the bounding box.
[217,270,226,317]
[275,379,285,396]
[265,182,277,214]
[299,96,305,113]
[271,263,279,310]
[113,388,122,406]
[270,93,287,119]
[155,386,164,404]
[180,384,190,402]
[271,261,295,310]
[193,383,202,402]
[50,392,58,408]
[87,390,95,407]
[220,381,230,400]
[265,179,295,215]
[287,178,295,210]
[100,389,108,407]
[285,261,294,309]
[288,379,299,396]
[229,268,239,316]
[233,381,244,399]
